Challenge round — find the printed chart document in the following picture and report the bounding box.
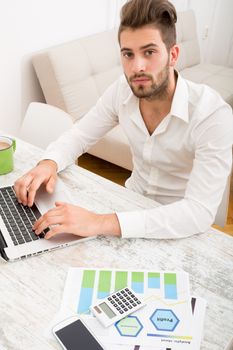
[47,267,206,350]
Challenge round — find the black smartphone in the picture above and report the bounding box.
[53,317,105,350]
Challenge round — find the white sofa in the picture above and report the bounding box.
[31,9,233,172]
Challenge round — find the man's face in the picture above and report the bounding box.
[120,26,173,99]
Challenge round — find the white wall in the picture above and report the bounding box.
[190,0,233,65]
[0,0,110,135]
[1,0,233,135]
[175,0,233,65]
[204,0,233,66]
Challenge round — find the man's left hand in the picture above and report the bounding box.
[33,202,121,239]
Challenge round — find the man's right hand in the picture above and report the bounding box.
[14,159,58,207]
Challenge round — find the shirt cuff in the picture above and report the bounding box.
[38,151,65,172]
[116,210,146,238]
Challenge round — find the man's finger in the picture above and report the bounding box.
[46,176,56,194]
[33,206,62,230]
[34,214,63,235]
[44,225,66,240]
[15,174,34,205]
[27,176,46,207]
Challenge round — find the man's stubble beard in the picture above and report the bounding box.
[126,60,170,101]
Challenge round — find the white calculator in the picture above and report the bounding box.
[90,287,146,327]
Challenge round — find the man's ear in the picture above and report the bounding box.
[169,45,179,67]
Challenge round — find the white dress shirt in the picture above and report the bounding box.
[43,73,233,239]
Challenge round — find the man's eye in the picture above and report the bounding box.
[145,50,155,56]
[122,52,133,58]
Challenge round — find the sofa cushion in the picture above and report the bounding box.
[181,64,233,107]
[46,30,122,121]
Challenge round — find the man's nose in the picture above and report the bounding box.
[132,57,146,73]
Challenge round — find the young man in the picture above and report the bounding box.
[14,0,233,240]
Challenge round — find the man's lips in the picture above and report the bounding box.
[132,77,151,84]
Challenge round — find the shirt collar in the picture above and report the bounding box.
[170,72,189,123]
[123,85,134,105]
[123,71,189,123]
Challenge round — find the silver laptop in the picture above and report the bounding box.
[0,179,93,261]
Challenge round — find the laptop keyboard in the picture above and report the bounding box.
[0,186,48,246]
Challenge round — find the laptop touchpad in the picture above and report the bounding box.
[35,179,73,215]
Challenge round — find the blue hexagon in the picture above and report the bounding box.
[115,316,143,337]
[150,309,179,331]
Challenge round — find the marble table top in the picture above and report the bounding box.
[0,138,233,350]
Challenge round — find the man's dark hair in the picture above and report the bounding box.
[118,0,177,51]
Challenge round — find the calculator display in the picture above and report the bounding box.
[99,302,116,319]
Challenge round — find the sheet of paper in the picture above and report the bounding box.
[189,296,207,350]
[85,303,194,349]
[83,296,206,350]
[46,267,206,350]
[59,267,192,348]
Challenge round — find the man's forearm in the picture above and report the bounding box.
[98,213,121,237]
[38,159,58,172]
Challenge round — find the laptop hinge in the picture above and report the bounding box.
[0,229,9,261]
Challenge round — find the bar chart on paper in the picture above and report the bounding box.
[61,268,188,315]
[60,268,194,349]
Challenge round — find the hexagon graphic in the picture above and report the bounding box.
[150,309,179,331]
[115,316,143,337]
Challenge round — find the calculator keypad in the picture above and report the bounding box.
[107,288,141,314]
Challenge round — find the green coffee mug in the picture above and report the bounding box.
[0,136,16,175]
